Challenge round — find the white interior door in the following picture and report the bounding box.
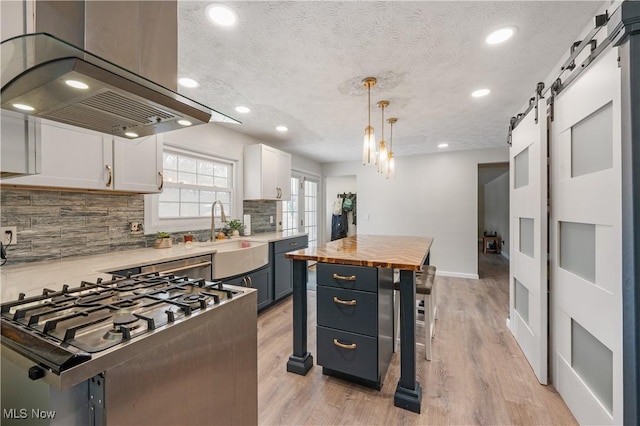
[509,98,548,385]
[550,47,622,425]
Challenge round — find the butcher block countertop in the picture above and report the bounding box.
[286,235,433,270]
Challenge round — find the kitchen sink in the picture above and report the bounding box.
[193,240,268,279]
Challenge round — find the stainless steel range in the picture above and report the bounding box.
[1,272,258,425]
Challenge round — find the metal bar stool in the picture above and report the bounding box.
[393,265,437,360]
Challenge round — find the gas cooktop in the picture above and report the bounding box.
[0,273,243,374]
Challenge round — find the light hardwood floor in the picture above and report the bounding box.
[257,253,577,425]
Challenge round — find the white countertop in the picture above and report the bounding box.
[0,230,307,303]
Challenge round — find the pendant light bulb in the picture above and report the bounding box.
[362,77,377,165]
[377,101,389,174]
[387,117,397,179]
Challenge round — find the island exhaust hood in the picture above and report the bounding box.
[1,33,240,139]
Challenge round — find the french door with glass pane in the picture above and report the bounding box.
[282,173,319,247]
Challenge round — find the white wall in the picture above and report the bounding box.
[324,175,357,242]
[484,171,510,258]
[323,147,508,278]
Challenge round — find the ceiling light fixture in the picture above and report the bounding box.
[362,77,377,165]
[12,103,34,111]
[65,79,89,89]
[125,131,139,138]
[486,27,516,45]
[206,4,237,26]
[377,100,389,174]
[471,88,491,98]
[235,106,251,113]
[386,118,397,179]
[178,77,199,88]
[438,143,449,148]
[276,126,288,132]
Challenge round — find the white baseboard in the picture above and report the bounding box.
[437,270,479,280]
[501,251,510,260]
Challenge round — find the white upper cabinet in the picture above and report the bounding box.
[244,144,291,200]
[3,120,163,193]
[113,134,163,193]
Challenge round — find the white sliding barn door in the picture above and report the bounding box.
[550,47,622,425]
[509,98,548,385]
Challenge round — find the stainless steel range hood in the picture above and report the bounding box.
[1,33,240,139]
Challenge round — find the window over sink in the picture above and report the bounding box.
[144,146,236,235]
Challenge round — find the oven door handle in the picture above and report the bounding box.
[159,261,212,275]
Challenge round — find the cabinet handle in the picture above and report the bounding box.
[332,273,356,281]
[289,242,298,247]
[277,187,282,199]
[333,339,356,350]
[242,277,248,287]
[333,296,356,306]
[105,164,112,187]
[247,276,253,287]
[158,171,164,190]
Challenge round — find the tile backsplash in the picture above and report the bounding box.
[243,200,277,233]
[0,188,280,265]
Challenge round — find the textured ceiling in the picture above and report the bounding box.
[177,1,603,163]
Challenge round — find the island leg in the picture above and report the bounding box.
[287,258,313,375]
[394,269,422,413]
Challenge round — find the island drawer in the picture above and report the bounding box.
[317,286,377,337]
[273,236,308,254]
[316,263,377,292]
[317,326,378,382]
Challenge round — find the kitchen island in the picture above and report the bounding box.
[286,234,433,413]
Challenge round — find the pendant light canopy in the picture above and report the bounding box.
[377,101,389,174]
[362,77,377,165]
[386,117,397,179]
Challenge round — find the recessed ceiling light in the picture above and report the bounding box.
[471,89,491,98]
[177,119,192,126]
[65,79,89,89]
[438,143,449,148]
[178,77,200,88]
[12,103,34,111]
[125,132,139,138]
[276,126,288,132]
[206,3,237,26]
[235,106,251,113]
[486,27,516,45]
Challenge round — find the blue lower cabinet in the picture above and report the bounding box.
[223,264,272,311]
[316,263,394,389]
[271,235,308,301]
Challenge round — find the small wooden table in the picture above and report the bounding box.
[482,235,501,254]
[285,234,433,414]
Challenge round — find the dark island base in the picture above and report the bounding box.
[394,382,422,413]
[287,352,313,375]
[322,367,383,391]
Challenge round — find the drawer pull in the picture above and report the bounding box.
[333,296,356,306]
[332,273,356,281]
[289,242,298,246]
[333,339,356,350]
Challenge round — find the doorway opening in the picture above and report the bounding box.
[478,162,509,278]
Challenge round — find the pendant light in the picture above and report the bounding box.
[377,100,389,174]
[362,77,377,165]
[387,117,397,179]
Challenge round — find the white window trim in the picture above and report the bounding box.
[144,145,238,235]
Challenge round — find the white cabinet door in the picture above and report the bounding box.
[113,134,163,193]
[5,120,113,190]
[509,98,548,385]
[260,144,278,199]
[276,149,291,200]
[244,143,292,200]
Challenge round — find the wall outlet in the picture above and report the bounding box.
[1,226,17,245]
[269,215,274,224]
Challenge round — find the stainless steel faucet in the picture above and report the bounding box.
[211,200,228,240]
